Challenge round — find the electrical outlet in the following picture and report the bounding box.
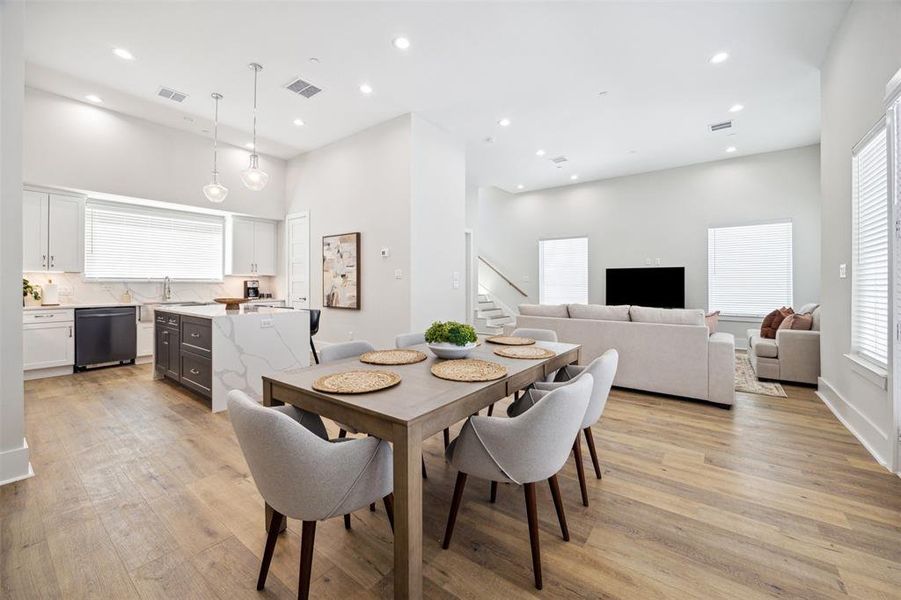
[260,319,273,328]
[839,263,847,279]
[452,271,460,289]
[645,258,652,265]
[655,258,661,266]
[523,274,530,282]
[348,331,354,340]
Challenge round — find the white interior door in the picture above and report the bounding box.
[23,191,48,272]
[287,213,310,309]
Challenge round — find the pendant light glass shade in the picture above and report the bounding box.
[203,92,229,203]
[242,63,269,191]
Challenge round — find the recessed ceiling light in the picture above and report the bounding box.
[393,37,411,50]
[112,47,134,61]
[517,184,524,190]
[359,83,373,95]
[245,142,255,149]
[598,90,609,96]
[729,103,744,113]
[484,136,496,144]
[570,174,579,181]
[725,146,737,153]
[536,149,546,157]
[293,118,305,126]
[85,94,103,103]
[497,118,511,127]
[709,51,729,64]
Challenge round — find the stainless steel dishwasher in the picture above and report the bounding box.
[74,307,137,371]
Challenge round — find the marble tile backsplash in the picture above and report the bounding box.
[22,272,275,305]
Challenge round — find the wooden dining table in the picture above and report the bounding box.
[261,338,581,599]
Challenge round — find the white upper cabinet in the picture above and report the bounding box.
[227,217,277,276]
[23,190,83,273]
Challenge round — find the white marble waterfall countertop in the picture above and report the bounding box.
[152,304,296,319]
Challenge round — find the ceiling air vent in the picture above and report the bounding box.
[709,120,733,133]
[157,87,188,103]
[284,77,322,98]
[550,155,568,164]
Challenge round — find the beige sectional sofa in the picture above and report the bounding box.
[509,304,735,406]
[746,304,821,385]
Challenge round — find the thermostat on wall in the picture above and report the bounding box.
[380,248,390,258]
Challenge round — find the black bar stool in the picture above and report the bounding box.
[309,309,321,364]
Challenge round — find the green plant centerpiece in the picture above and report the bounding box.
[23,278,41,306]
[425,321,478,359]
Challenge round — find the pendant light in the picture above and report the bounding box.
[203,92,229,203]
[240,63,269,191]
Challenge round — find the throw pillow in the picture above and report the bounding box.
[760,307,794,338]
[705,310,720,334]
[779,313,813,331]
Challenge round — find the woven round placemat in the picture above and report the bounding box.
[313,370,401,394]
[494,346,556,360]
[360,349,427,365]
[485,335,536,346]
[430,359,507,382]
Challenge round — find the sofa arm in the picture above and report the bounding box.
[775,329,820,384]
[708,332,735,406]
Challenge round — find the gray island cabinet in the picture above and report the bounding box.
[152,304,310,412]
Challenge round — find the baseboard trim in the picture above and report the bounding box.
[0,438,33,487]
[816,377,892,472]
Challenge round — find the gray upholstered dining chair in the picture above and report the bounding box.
[485,327,559,417]
[319,340,376,438]
[395,331,426,348]
[227,390,394,600]
[442,375,593,590]
[507,349,619,507]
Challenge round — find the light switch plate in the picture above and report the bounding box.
[394,269,403,279]
[839,263,847,279]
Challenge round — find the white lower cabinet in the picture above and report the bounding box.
[23,309,75,373]
[136,321,154,358]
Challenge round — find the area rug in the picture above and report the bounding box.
[735,353,787,397]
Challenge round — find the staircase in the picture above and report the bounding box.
[473,291,516,334]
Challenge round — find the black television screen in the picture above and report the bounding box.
[606,267,685,308]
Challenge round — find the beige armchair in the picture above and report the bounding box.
[747,304,821,385]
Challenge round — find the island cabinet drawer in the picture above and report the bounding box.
[180,353,212,398]
[181,316,212,357]
[155,312,180,329]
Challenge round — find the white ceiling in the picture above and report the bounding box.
[23,1,849,193]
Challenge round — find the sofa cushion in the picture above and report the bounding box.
[779,313,813,331]
[797,302,819,315]
[752,336,779,358]
[518,304,569,318]
[811,306,821,331]
[629,306,705,326]
[568,303,630,321]
[760,307,793,338]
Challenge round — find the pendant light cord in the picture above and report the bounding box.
[212,94,220,176]
[251,64,259,154]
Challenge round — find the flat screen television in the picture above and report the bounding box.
[605,267,685,309]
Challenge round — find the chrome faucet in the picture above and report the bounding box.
[163,276,172,300]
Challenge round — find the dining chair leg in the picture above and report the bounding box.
[338,429,347,439]
[421,456,428,479]
[487,403,494,416]
[584,427,602,479]
[369,503,376,511]
[383,493,395,532]
[489,481,498,504]
[257,510,283,590]
[442,472,468,549]
[443,428,450,450]
[523,482,542,590]
[310,339,319,365]
[547,475,569,541]
[298,521,317,600]
[343,514,351,530]
[572,437,589,507]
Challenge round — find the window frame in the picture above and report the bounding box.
[83,199,227,283]
[706,219,794,319]
[850,118,890,370]
[538,235,589,306]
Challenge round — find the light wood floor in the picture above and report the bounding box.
[3,364,901,599]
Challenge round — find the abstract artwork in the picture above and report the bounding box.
[322,232,360,309]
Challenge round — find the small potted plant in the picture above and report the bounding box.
[425,321,478,359]
[23,278,41,307]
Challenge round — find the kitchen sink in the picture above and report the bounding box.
[139,301,209,322]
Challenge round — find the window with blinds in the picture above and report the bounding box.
[851,124,888,368]
[539,237,588,305]
[707,221,793,318]
[84,201,224,281]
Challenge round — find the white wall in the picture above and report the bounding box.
[0,1,31,485]
[819,0,901,471]
[286,116,413,348]
[409,115,467,330]
[24,88,286,220]
[478,145,822,348]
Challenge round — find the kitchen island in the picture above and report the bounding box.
[153,304,309,412]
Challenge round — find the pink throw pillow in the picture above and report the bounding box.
[705,310,720,334]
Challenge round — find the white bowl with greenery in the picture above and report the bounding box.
[425,321,478,359]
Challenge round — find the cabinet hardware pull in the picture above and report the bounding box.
[68,326,72,338]
[190,368,200,375]
[50,255,54,268]
[34,314,55,319]
[42,254,46,268]
[190,332,201,338]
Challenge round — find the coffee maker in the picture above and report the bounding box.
[243,279,260,299]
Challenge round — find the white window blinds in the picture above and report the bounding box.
[539,237,588,305]
[707,221,793,318]
[851,125,888,368]
[84,201,224,281]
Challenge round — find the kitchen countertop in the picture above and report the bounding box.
[24,302,141,311]
[153,304,295,319]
